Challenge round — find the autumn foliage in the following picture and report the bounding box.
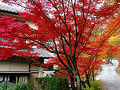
[0,0,120,89]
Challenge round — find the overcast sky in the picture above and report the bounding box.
[0,1,24,12]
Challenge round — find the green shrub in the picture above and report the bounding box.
[13,83,32,90]
[82,80,103,90]
[0,82,14,90]
[90,80,103,90]
[0,82,32,90]
[35,76,69,90]
[117,67,120,74]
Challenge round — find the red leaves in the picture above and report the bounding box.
[1,0,120,82]
[0,16,41,61]
[94,3,118,17]
[0,47,14,60]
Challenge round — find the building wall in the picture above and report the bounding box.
[0,62,29,72]
[0,60,44,79]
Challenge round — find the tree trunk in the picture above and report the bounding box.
[86,79,91,87]
[81,81,86,88]
[76,76,81,90]
[74,75,87,90]
[70,76,76,90]
[92,71,95,81]
[107,58,110,64]
[86,72,91,87]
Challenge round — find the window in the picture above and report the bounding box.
[0,75,10,82]
[0,74,29,83]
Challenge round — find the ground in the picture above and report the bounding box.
[96,60,120,90]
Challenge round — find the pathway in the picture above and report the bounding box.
[96,60,120,90]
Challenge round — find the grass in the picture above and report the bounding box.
[82,80,103,90]
[116,67,120,75]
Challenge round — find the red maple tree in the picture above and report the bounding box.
[0,0,120,89]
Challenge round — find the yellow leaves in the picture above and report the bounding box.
[103,0,120,4]
[109,35,120,46]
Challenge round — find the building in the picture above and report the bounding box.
[0,2,53,83]
[0,49,52,83]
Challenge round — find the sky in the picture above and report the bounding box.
[0,0,104,12]
[0,1,24,12]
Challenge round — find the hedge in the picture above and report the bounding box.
[0,82,32,90]
[82,80,103,90]
[0,82,14,90]
[35,76,69,90]
[13,83,32,90]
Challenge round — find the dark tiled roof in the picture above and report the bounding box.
[0,2,24,14]
[33,49,53,58]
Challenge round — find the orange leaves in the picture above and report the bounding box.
[104,15,120,35]
[95,3,118,17]
[103,0,120,4]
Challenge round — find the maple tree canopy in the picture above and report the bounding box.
[1,0,120,89]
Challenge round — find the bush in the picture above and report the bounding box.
[13,83,32,90]
[90,80,103,90]
[0,82,14,90]
[116,67,120,74]
[35,76,69,90]
[0,82,32,90]
[82,80,103,90]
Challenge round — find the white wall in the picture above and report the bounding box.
[0,62,29,71]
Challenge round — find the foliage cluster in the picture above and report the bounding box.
[13,83,32,90]
[0,82,14,90]
[116,67,120,74]
[35,76,69,90]
[0,82,32,90]
[82,80,103,90]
